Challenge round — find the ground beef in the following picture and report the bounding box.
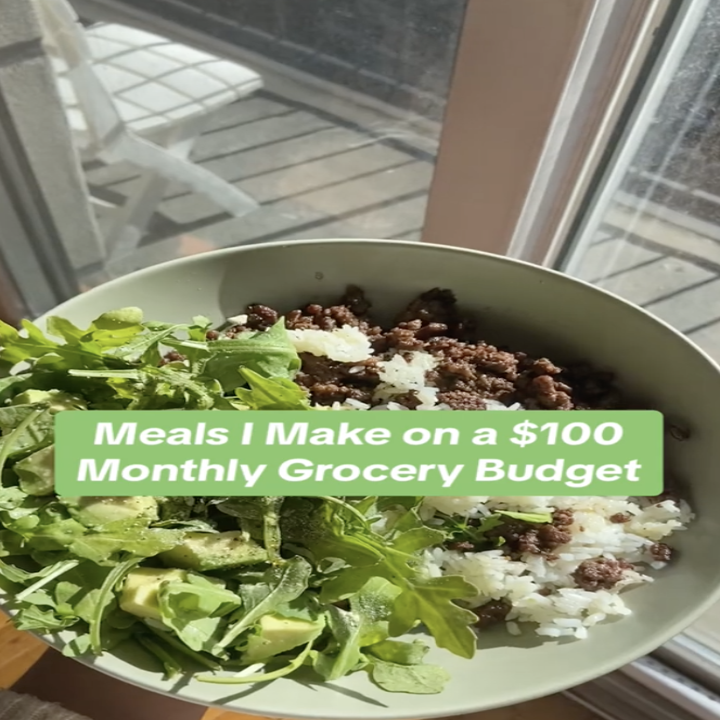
[486,513,573,557]
[609,513,631,524]
[159,350,185,365]
[283,295,382,336]
[339,285,372,316]
[389,391,423,409]
[649,542,673,563]
[396,288,460,327]
[552,509,574,527]
[516,374,574,410]
[436,390,489,410]
[532,524,573,552]
[245,304,279,331]
[474,599,512,629]
[223,285,629,413]
[572,558,633,591]
[295,354,380,406]
[384,320,451,351]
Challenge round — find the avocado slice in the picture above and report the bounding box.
[158,531,268,572]
[119,567,187,620]
[60,496,159,529]
[242,613,326,663]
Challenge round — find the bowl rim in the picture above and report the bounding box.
[7,237,720,718]
[47,236,720,374]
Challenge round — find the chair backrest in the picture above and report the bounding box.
[31,0,125,149]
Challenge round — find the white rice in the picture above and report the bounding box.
[297,325,693,641]
[287,325,374,363]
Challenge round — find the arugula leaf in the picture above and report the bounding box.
[59,562,116,624]
[281,499,384,567]
[45,309,145,361]
[214,556,312,652]
[389,576,478,659]
[315,576,400,682]
[1,502,87,553]
[0,408,51,474]
[0,530,26,558]
[67,528,183,565]
[105,324,187,365]
[234,370,311,411]
[286,498,478,660]
[370,659,450,695]
[377,497,424,513]
[0,557,75,588]
[367,638,429,665]
[144,624,221,671]
[497,511,553,523]
[15,445,55,497]
[205,319,301,391]
[391,527,446,554]
[0,319,59,366]
[136,633,184,679]
[89,557,142,653]
[62,634,92,658]
[13,605,79,632]
[14,560,80,602]
[0,374,32,404]
[1,318,131,372]
[157,577,242,654]
[197,640,315,685]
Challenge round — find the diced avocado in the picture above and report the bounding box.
[12,389,86,412]
[119,567,187,620]
[158,531,267,572]
[60,496,159,529]
[242,614,326,663]
[15,445,55,496]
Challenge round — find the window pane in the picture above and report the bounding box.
[55,0,466,287]
[559,0,720,665]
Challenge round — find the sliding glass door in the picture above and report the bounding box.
[0,0,615,321]
[551,0,720,694]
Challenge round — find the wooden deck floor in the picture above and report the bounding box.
[0,613,598,720]
[76,89,432,285]
[573,219,720,364]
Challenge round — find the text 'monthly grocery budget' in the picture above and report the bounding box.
[54,410,663,497]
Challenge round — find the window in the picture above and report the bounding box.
[549,0,720,698]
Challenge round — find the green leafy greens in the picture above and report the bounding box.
[0,307,498,696]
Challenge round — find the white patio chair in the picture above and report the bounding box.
[31,0,262,262]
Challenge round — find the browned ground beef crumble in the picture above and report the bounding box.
[474,599,513,629]
[572,558,635,591]
[160,285,682,618]
[216,285,623,411]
